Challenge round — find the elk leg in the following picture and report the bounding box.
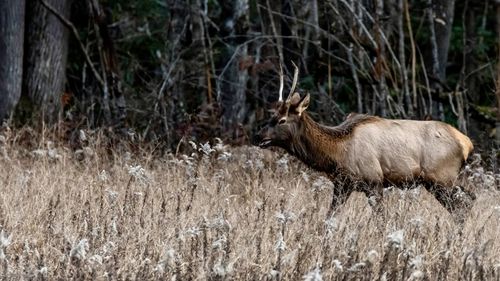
[425,183,475,225]
[363,182,384,214]
[456,187,476,224]
[450,186,476,215]
[356,181,385,232]
[326,177,354,218]
[426,184,455,213]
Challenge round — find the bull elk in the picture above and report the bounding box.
[255,63,474,212]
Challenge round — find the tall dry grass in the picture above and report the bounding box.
[0,129,499,280]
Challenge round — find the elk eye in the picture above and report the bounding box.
[278,118,286,125]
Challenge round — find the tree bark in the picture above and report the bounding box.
[161,0,189,144]
[495,0,500,142]
[219,0,250,138]
[302,0,319,62]
[433,0,456,81]
[0,0,25,121]
[427,0,455,121]
[427,0,441,92]
[375,0,388,117]
[398,0,412,117]
[89,0,126,128]
[23,0,72,124]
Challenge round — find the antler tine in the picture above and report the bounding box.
[278,64,284,102]
[286,61,299,103]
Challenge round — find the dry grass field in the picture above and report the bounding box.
[0,130,499,280]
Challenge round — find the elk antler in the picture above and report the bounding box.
[285,61,299,104]
[278,64,284,102]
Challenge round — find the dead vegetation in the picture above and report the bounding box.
[0,130,499,280]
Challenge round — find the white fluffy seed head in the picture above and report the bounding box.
[303,267,323,281]
[386,230,404,249]
[0,231,11,248]
[410,255,423,269]
[367,250,379,264]
[274,233,286,252]
[332,260,343,272]
[70,239,89,261]
[409,270,425,280]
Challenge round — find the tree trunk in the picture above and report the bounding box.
[89,0,126,128]
[302,0,319,63]
[375,0,388,117]
[434,0,456,81]
[160,0,189,145]
[427,0,441,92]
[427,0,455,121]
[23,0,72,124]
[219,0,250,140]
[0,0,25,121]
[398,0,412,117]
[495,0,500,143]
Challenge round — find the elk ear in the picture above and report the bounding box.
[295,93,310,116]
[288,92,301,105]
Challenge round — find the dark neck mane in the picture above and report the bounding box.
[284,113,379,173]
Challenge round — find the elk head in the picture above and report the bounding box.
[256,63,310,149]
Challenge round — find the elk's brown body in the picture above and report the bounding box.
[256,64,473,190]
[278,111,472,186]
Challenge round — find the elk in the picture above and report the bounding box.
[255,63,474,212]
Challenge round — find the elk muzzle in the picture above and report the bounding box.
[255,125,274,148]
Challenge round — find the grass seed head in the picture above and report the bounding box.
[303,267,323,281]
[275,233,286,252]
[367,250,379,264]
[386,230,404,249]
[332,259,343,272]
[0,230,11,248]
[38,266,48,276]
[409,270,425,280]
[98,170,109,182]
[70,239,89,261]
[410,255,423,269]
[127,164,149,184]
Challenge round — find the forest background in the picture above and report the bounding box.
[1,0,500,154]
[1,1,500,279]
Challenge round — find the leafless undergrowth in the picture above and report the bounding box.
[0,129,499,280]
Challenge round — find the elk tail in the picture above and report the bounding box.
[458,135,474,161]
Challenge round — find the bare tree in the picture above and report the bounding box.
[398,0,412,116]
[433,0,456,81]
[89,0,126,128]
[496,0,500,142]
[374,0,388,117]
[23,0,72,123]
[427,0,456,86]
[426,0,456,121]
[0,0,25,120]
[219,0,251,138]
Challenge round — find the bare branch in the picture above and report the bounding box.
[348,44,363,113]
[258,3,350,53]
[398,0,411,117]
[427,0,442,92]
[337,0,377,48]
[265,0,284,67]
[352,0,402,71]
[39,0,104,90]
[404,0,417,115]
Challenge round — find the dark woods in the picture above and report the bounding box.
[0,0,499,151]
